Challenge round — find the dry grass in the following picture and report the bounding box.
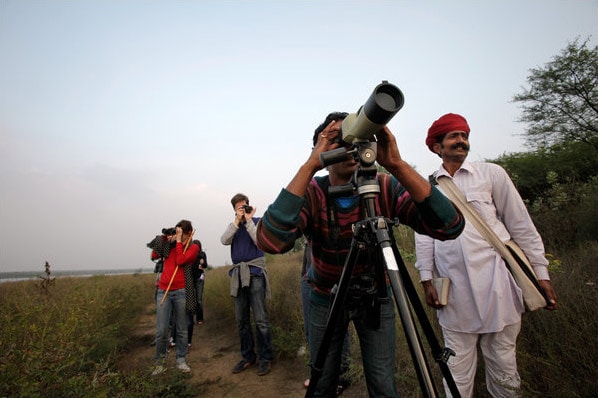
[1,239,596,397]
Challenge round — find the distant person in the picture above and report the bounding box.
[192,240,208,324]
[221,193,274,376]
[147,220,199,375]
[256,111,465,397]
[414,113,558,397]
[151,257,164,301]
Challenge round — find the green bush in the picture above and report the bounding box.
[529,174,598,249]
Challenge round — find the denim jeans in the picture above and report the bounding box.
[195,277,205,321]
[170,310,195,344]
[301,276,311,342]
[303,275,351,377]
[233,275,273,363]
[308,292,398,398]
[155,288,188,362]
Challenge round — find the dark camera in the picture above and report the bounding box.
[162,227,176,235]
[243,205,253,213]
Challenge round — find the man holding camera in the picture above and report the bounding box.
[221,193,273,376]
[256,112,465,397]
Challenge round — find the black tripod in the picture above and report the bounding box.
[306,142,460,398]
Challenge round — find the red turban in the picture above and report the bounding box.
[426,113,470,153]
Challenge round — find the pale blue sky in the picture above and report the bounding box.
[1,0,596,272]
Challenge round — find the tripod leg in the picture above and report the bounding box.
[391,242,461,398]
[375,218,439,398]
[305,237,360,398]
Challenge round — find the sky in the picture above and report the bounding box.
[0,0,596,273]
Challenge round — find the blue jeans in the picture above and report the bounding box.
[303,276,351,377]
[301,276,311,342]
[155,288,188,362]
[195,277,205,321]
[170,310,195,344]
[233,275,273,363]
[308,292,398,398]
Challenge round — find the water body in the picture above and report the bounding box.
[0,268,155,283]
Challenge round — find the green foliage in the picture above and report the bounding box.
[493,140,598,202]
[491,139,598,249]
[516,242,598,397]
[512,36,598,151]
[266,252,306,359]
[526,173,598,249]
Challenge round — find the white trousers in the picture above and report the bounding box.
[442,322,522,398]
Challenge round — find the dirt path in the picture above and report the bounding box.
[118,303,363,397]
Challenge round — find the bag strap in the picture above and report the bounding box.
[435,175,518,262]
[435,174,547,308]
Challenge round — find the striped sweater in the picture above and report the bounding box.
[257,174,464,300]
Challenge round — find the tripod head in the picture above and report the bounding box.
[320,140,381,218]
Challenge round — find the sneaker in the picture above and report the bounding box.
[176,361,191,373]
[232,359,255,374]
[151,365,166,376]
[257,360,272,376]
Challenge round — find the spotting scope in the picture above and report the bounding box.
[340,81,404,144]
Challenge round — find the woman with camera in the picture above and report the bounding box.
[151,219,199,375]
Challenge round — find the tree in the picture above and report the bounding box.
[492,139,598,202]
[513,37,598,151]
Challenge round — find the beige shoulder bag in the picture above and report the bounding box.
[436,175,548,311]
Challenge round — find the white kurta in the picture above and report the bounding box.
[415,161,550,333]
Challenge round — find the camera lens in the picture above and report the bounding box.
[162,227,176,235]
[243,205,253,213]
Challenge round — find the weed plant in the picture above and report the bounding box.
[0,273,195,397]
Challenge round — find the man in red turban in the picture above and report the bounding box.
[415,113,558,397]
[425,113,471,154]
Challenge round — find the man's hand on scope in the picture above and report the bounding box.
[375,125,432,202]
[374,126,403,173]
[309,120,342,172]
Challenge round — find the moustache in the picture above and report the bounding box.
[451,143,470,151]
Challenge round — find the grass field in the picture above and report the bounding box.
[1,240,597,397]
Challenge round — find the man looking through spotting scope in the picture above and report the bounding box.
[256,107,465,397]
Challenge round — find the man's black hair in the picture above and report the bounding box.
[312,112,348,147]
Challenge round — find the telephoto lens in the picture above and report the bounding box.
[162,227,176,235]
